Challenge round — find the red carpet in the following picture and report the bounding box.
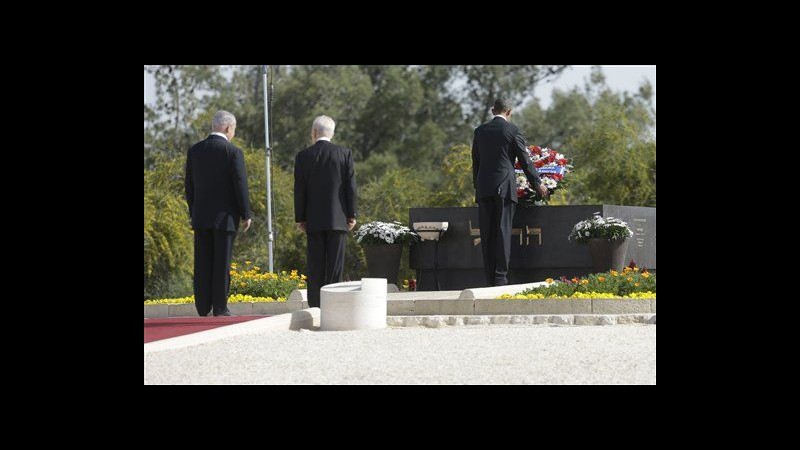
[144,316,267,343]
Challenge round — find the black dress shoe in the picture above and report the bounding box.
[213,309,234,316]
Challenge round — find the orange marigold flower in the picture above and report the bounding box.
[597,276,605,282]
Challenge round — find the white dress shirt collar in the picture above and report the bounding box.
[315,136,332,143]
[210,131,229,141]
[493,114,508,122]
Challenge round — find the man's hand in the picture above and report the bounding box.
[297,222,307,232]
[347,218,357,231]
[243,218,252,232]
[536,183,549,198]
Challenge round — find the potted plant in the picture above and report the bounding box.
[568,213,633,273]
[353,221,419,286]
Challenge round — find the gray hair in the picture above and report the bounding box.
[212,110,236,131]
[312,115,335,138]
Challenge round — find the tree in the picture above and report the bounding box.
[355,66,425,161]
[144,65,224,160]
[566,104,656,207]
[458,65,568,126]
[430,144,475,207]
[144,156,194,299]
[270,66,373,167]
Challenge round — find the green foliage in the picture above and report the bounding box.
[232,145,306,275]
[566,105,656,206]
[358,168,431,221]
[144,163,194,299]
[460,65,568,126]
[144,65,225,165]
[518,269,656,297]
[271,66,373,166]
[430,144,475,207]
[356,152,399,184]
[516,66,656,207]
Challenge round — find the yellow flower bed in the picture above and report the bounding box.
[229,264,306,298]
[497,291,656,300]
[144,293,287,305]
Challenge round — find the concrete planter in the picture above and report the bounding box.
[587,238,629,273]
[364,244,402,286]
[320,279,387,331]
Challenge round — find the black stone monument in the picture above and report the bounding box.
[409,205,656,290]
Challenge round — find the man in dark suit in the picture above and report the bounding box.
[294,115,357,308]
[185,110,252,316]
[472,98,548,287]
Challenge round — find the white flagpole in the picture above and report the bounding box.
[263,65,274,273]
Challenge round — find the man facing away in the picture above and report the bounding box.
[185,110,252,316]
[472,98,548,287]
[294,115,357,308]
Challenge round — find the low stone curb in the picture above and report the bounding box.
[388,298,655,316]
[146,298,655,318]
[387,314,655,327]
[145,302,307,318]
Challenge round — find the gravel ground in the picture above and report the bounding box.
[144,324,656,384]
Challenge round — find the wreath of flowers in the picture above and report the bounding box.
[515,145,573,206]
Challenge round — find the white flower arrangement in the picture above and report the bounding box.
[353,221,420,246]
[568,213,633,243]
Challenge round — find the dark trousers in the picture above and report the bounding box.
[477,195,515,286]
[193,229,236,316]
[306,230,347,308]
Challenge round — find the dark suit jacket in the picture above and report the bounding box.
[472,116,541,203]
[294,140,357,233]
[185,135,252,231]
